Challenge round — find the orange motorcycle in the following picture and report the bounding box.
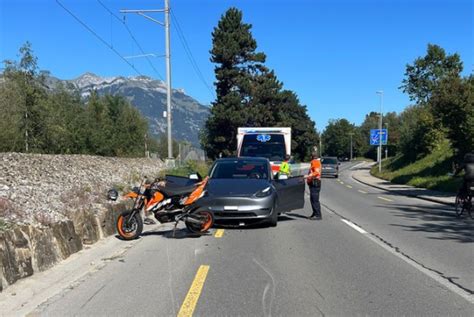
[116,176,213,240]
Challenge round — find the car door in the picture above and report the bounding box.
[273,175,305,213]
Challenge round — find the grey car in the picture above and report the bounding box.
[194,157,305,227]
[321,157,340,178]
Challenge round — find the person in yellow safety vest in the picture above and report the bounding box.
[279,155,291,176]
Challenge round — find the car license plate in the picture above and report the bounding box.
[224,206,238,211]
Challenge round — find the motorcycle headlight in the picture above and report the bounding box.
[255,186,272,198]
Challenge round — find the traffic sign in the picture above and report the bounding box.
[370,129,388,145]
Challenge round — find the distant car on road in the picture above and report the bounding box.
[321,157,340,178]
[194,157,305,227]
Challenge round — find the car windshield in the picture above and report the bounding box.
[210,160,269,179]
[322,158,338,165]
[240,134,286,162]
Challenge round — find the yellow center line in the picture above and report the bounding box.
[378,196,394,202]
[358,190,368,194]
[214,229,225,238]
[346,185,353,189]
[177,265,210,317]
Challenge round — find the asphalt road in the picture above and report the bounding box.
[34,162,474,316]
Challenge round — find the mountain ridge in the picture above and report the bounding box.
[44,72,210,146]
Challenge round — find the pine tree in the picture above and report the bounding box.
[202,8,319,160]
[202,8,266,158]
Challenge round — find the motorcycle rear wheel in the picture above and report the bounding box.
[116,210,143,240]
[185,210,214,233]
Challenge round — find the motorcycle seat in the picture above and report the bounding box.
[160,185,196,197]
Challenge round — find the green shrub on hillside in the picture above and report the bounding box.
[371,139,462,193]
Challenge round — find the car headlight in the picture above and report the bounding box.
[198,190,208,199]
[255,186,272,197]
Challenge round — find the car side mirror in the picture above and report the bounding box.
[189,173,202,181]
[277,173,288,180]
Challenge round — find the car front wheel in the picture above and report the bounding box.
[268,206,278,227]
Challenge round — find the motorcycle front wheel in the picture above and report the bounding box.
[116,210,143,240]
[185,210,214,233]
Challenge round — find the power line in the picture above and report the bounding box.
[96,0,164,81]
[170,10,215,98]
[55,0,143,76]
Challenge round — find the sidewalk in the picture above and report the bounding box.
[351,162,456,206]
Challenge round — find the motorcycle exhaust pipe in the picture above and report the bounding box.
[185,216,203,225]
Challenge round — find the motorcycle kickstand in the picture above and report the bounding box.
[172,220,179,237]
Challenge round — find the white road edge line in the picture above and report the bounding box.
[350,162,366,170]
[341,219,367,234]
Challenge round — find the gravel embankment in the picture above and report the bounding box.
[0,153,163,226]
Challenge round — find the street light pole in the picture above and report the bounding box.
[384,122,388,159]
[376,90,383,173]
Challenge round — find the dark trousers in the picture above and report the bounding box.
[309,185,321,218]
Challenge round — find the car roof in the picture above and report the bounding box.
[215,157,270,163]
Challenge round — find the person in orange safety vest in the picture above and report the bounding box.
[305,152,322,220]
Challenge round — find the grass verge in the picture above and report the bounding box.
[371,140,462,193]
[159,160,211,178]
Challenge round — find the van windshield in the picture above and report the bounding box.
[240,134,286,162]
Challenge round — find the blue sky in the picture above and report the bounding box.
[1,0,472,132]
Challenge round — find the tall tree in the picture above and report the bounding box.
[430,75,474,159]
[2,42,47,152]
[202,8,266,158]
[202,8,319,160]
[322,119,356,158]
[398,105,445,161]
[274,90,319,161]
[401,43,463,104]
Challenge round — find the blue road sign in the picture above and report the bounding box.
[370,129,388,145]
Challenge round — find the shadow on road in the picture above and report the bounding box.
[285,212,309,220]
[114,227,211,240]
[387,203,473,243]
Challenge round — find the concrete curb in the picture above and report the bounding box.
[352,171,455,207]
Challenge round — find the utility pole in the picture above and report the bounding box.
[121,1,174,165]
[349,132,354,161]
[319,137,322,157]
[164,0,172,162]
[376,91,383,173]
[144,133,148,158]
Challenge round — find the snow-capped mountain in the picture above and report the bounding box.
[66,72,210,146]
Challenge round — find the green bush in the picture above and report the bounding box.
[371,139,462,193]
[159,161,211,179]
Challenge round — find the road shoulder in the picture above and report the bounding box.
[351,162,455,206]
